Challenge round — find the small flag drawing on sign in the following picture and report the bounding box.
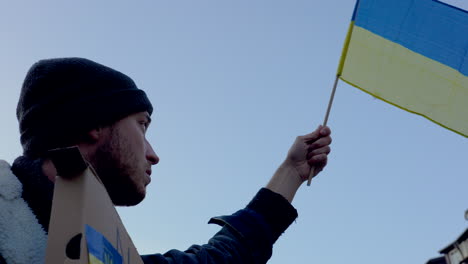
[86,225,123,264]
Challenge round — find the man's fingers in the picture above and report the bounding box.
[319,126,331,137]
[307,146,331,159]
[303,126,331,143]
[308,136,332,150]
[300,125,322,142]
[307,154,327,169]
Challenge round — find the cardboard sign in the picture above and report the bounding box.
[45,147,143,264]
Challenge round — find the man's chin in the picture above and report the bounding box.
[111,190,146,206]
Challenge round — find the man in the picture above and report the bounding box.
[0,58,332,264]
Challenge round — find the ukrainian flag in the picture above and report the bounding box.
[86,225,123,264]
[338,0,468,137]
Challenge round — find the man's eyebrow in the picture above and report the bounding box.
[145,113,152,124]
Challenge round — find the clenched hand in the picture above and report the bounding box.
[266,126,332,203]
[286,125,332,181]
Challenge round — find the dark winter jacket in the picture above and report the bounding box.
[0,156,297,264]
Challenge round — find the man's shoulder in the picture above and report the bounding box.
[0,159,48,264]
[0,160,22,199]
[0,160,10,168]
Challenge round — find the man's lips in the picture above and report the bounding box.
[145,169,152,184]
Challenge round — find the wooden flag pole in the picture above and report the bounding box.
[307,75,340,186]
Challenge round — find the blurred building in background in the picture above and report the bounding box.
[426,210,468,264]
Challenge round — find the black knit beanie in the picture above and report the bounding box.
[17,57,153,158]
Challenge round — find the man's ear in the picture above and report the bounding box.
[86,128,102,143]
[76,127,107,161]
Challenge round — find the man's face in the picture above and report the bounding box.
[90,111,159,206]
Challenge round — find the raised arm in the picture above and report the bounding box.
[142,126,332,264]
[266,125,332,203]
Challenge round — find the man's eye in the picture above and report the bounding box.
[140,121,148,130]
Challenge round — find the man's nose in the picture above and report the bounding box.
[145,139,159,165]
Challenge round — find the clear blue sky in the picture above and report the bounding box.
[0,1,466,263]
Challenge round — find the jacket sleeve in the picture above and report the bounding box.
[141,188,298,264]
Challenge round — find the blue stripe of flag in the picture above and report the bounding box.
[352,0,468,75]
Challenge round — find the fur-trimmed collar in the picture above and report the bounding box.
[11,156,54,232]
[0,160,47,264]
